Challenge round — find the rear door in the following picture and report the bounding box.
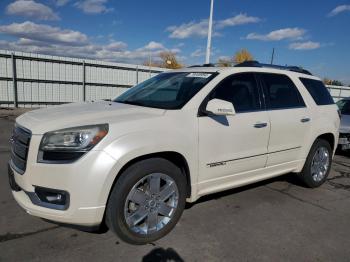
[257,73,312,166]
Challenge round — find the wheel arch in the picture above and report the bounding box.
[316,132,336,151]
[107,151,192,202]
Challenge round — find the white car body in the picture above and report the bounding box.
[9,66,340,228]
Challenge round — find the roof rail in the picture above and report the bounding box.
[234,61,313,75]
[188,63,218,68]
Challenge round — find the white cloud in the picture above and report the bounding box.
[289,41,321,50]
[167,20,209,39]
[216,14,260,29]
[246,28,306,41]
[328,5,350,17]
[75,0,113,14]
[0,22,180,64]
[105,41,127,51]
[0,22,88,45]
[167,13,260,39]
[142,41,165,50]
[6,0,60,21]
[56,0,70,6]
[191,48,205,57]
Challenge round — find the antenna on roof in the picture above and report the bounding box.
[270,48,275,65]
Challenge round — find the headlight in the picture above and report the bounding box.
[38,124,108,163]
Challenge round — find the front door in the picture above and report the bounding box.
[198,73,270,185]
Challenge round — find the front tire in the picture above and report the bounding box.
[106,158,187,245]
[298,139,332,188]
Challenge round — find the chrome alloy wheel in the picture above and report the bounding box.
[311,146,330,182]
[124,173,179,235]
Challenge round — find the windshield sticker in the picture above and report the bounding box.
[186,73,212,78]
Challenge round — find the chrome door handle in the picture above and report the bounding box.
[254,122,268,128]
[301,117,311,123]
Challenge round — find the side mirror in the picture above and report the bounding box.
[205,99,236,116]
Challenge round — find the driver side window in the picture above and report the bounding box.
[210,73,261,113]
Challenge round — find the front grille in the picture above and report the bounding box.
[10,125,32,174]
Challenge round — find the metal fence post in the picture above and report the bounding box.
[136,66,139,84]
[11,53,18,108]
[82,60,86,101]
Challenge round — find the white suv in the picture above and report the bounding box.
[8,62,339,244]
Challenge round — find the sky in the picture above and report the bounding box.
[0,0,349,84]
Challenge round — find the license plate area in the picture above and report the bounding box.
[8,163,21,192]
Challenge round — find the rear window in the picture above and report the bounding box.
[299,78,334,105]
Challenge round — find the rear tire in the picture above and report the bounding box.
[298,139,332,188]
[106,158,186,245]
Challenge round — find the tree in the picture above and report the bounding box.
[233,49,254,64]
[143,51,183,69]
[331,80,344,86]
[217,58,232,67]
[323,78,344,86]
[143,60,161,68]
[323,78,332,85]
[159,51,183,69]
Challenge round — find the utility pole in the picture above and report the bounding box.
[205,0,214,64]
[270,48,275,65]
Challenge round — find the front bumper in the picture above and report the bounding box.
[9,145,117,226]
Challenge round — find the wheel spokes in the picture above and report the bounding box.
[158,202,173,217]
[149,174,161,194]
[126,208,148,227]
[146,212,158,233]
[129,189,148,205]
[311,146,330,182]
[124,173,179,235]
[159,183,176,201]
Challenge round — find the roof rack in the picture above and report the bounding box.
[188,63,218,68]
[234,61,313,75]
[187,60,313,76]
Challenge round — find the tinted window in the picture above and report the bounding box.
[115,72,216,109]
[210,73,261,112]
[300,78,334,105]
[337,99,350,115]
[260,74,305,109]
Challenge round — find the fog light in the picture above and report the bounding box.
[35,187,68,206]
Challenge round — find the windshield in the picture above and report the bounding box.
[114,72,216,109]
[337,99,350,115]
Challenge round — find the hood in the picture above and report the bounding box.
[16,101,165,134]
[339,114,350,133]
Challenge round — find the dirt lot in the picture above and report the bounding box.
[1,112,350,262]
